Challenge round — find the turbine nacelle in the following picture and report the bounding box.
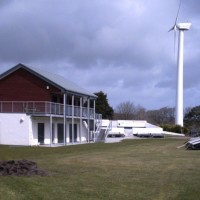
[177,23,192,31]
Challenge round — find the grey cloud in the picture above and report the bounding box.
[0,0,199,109]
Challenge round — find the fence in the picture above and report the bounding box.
[0,101,102,119]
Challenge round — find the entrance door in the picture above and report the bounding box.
[52,124,55,143]
[57,123,64,143]
[69,124,77,143]
[38,123,44,144]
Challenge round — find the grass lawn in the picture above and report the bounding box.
[0,138,200,200]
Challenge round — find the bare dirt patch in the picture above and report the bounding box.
[0,160,48,176]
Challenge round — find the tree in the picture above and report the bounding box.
[114,101,146,120]
[94,91,114,119]
[184,105,200,132]
[136,105,146,120]
[146,107,175,125]
[184,107,192,116]
[160,124,189,134]
[114,101,136,120]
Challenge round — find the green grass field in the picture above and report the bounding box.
[0,138,199,200]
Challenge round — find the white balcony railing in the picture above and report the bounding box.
[0,101,102,120]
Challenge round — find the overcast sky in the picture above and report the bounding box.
[0,0,199,110]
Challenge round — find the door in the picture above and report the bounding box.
[52,123,55,143]
[38,123,45,144]
[69,124,77,143]
[57,123,64,143]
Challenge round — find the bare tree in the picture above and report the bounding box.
[146,107,175,125]
[114,101,175,125]
[114,101,136,120]
[114,101,146,120]
[135,105,146,120]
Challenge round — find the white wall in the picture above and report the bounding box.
[0,113,31,145]
[31,117,50,145]
[108,127,163,135]
[102,120,163,136]
[132,128,163,134]
[117,120,146,128]
[101,120,110,127]
[31,117,89,145]
[0,114,90,146]
[109,127,124,134]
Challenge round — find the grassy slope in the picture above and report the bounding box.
[0,138,199,200]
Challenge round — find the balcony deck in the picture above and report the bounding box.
[0,101,102,120]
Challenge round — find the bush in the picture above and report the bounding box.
[160,124,189,135]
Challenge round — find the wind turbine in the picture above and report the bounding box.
[169,1,192,127]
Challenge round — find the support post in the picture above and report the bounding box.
[80,97,83,143]
[175,23,191,127]
[176,30,184,127]
[72,95,74,144]
[87,97,90,143]
[93,99,96,142]
[50,115,52,147]
[63,93,67,145]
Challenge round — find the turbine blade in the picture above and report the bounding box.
[168,25,175,32]
[173,1,181,56]
[168,1,181,57]
[168,0,181,57]
[174,29,177,57]
[175,0,182,25]
[168,0,181,32]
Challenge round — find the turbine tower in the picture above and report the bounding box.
[169,1,192,127]
[175,23,191,126]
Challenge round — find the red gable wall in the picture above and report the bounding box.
[0,68,61,101]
